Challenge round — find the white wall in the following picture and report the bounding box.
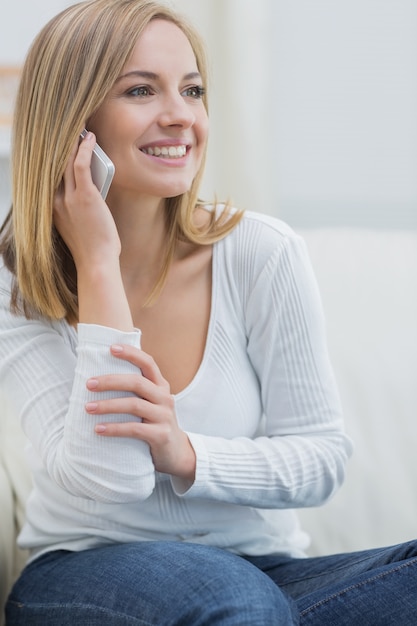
[0,1,73,64]
[1,0,416,227]
[174,0,417,228]
[0,1,73,219]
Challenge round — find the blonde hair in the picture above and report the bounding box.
[0,0,242,323]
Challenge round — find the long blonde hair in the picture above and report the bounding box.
[0,0,242,323]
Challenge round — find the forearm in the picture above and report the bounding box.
[56,324,155,501]
[0,308,155,502]
[172,428,351,508]
[77,261,134,331]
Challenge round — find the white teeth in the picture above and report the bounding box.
[141,145,186,158]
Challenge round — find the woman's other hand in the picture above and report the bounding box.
[85,344,196,483]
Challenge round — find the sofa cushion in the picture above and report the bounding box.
[0,392,31,592]
[298,228,417,555]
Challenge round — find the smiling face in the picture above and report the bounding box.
[87,18,209,203]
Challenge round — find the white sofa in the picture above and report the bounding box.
[1,227,417,623]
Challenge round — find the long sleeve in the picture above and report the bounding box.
[1,214,352,559]
[0,267,155,503]
[173,214,352,508]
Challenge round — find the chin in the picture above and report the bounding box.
[159,180,194,198]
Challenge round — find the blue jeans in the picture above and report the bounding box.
[5,539,417,625]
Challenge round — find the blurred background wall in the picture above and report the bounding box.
[0,0,416,227]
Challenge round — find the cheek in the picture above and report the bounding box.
[197,112,209,145]
[86,108,108,141]
[87,105,133,155]
[193,121,208,165]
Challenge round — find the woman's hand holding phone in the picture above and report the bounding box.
[80,128,114,199]
[54,131,120,268]
[54,132,134,331]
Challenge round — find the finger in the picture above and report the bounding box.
[110,344,167,387]
[73,131,96,194]
[85,393,174,422]
[86,396,145,419]
[86,372,167,405]
[94,421,173,457]
[94,420,152,441]
[61,135,81,196]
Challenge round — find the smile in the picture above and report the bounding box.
[141,145,187,158]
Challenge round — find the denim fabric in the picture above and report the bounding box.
[5,540,417,625]
[5,542,298,625]
[246,539,417,624]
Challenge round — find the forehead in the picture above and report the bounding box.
[122,19,198,75]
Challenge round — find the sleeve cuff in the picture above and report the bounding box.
[170,432,210,498]
[77,323,142,348]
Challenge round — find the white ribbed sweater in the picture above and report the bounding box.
[0,212,352,560]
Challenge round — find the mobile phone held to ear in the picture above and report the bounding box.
[80,129,115,199]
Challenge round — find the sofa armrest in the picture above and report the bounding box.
[0,393,31,624]
[0,459,15,626]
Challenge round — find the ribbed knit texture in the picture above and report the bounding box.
[0,212,352,560]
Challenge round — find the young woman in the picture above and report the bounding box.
[1,1,416,623]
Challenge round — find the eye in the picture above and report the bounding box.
[182,85,206,99]
[126,85,153,97]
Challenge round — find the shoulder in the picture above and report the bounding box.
[0,259,13,297]
[0,259,72,340]
[210,209,314,312]
[217,208,307,272]
[238,210,301,245]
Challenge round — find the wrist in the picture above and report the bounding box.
[77,262,134,330]
[174,434,196,483]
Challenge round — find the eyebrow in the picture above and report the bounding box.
[115,70,202,82]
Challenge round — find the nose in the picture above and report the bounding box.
[158,92,196,129]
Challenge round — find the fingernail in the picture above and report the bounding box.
[95,424,106,433]
[111,344,124,354]
[87,378,98,389]
[86,402,98,412]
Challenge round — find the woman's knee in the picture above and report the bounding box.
[6,542,299,625]
[158,542,299,625]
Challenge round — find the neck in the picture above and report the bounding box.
[108,193,170,287]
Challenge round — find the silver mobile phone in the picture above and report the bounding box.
[80,129,115,199]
